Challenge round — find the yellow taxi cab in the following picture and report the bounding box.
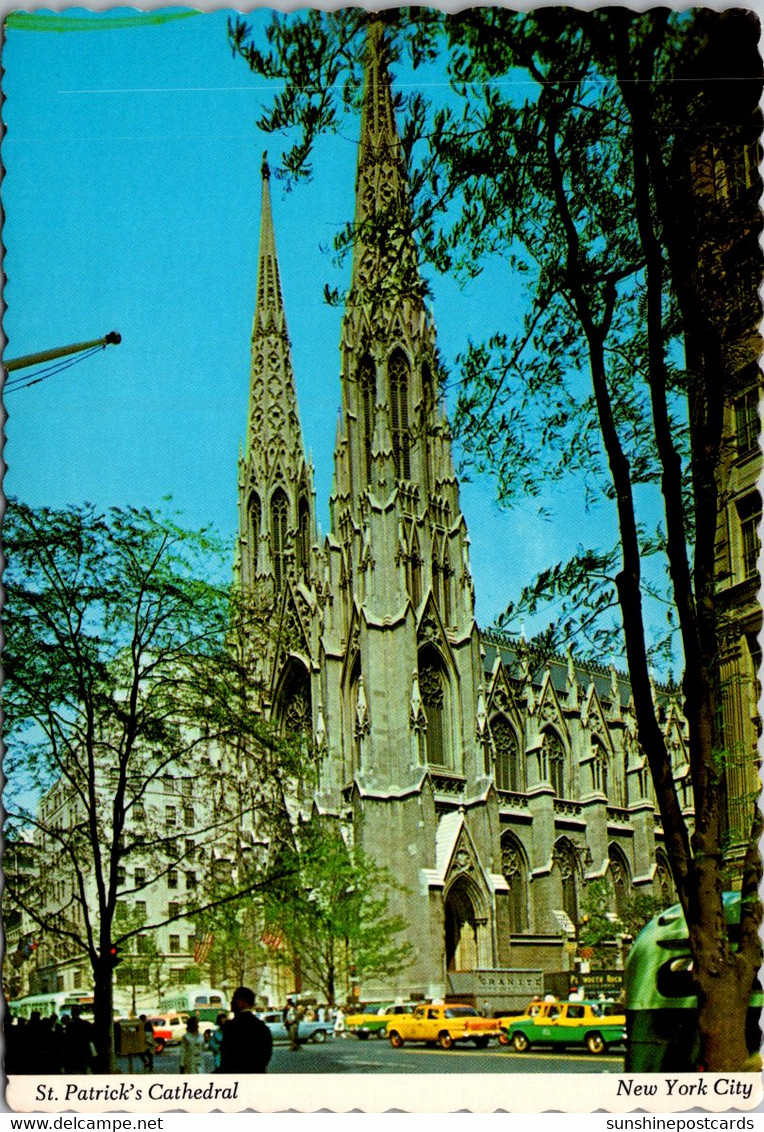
[499,998,626,1054]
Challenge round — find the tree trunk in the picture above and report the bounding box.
[697,958,754,1070]
[92,958,116,1073]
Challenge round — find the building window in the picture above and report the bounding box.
[166,806,177,828]
[185,839,196,860]
[137,934,150,954]
[135,868,146,888]
[271,489,289,592]
[408,531,422,610]
[248,491,261,575]
[116,866,126,886]
[419,649,449,768]
[133,803,146,822]
[545,731,566,797]
[501,834,529,932]
[135,901,147,921]
[359,356,376,484]
[73,969,82,989]
[492,716,521,792]
[591,738,609,796]
[169,935,181,954]
[737,492,762,580]
[389,350,411,480]
[554,838,579,925]
[183,806,195,827]
[168,870,178,889]
[185,871,197,891]
[735,388,760,457]
[168,902,181,919]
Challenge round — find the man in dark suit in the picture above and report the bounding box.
[218,986,273,1074]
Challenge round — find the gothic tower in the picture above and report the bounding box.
[238,155,316,599]
[238,156,318,744]
[317,18,510,999]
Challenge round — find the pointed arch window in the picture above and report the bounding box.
[359,356,376,484]
[389,350,411,480]
[248,492,261,576]
[271,489,289,592]
[501,833,529,932]
[608,845,630,919]
[441,545,452,626]
[409,530,422,610]
[545,730,566,797]
[591,737,609,796]
[297,495,310,580]
[492,715,521,792]
[554,837,579,925]
[419,647,449,768]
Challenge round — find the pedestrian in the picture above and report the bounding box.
[283,997,300,1052]
[179,1016,205,1074]
[333,1006,346,1039]
[317,1005,326,1023]
[568,985,583,1001]
[206,1012,228,1072]
[218,986,273,1074]
[64,1005,95,1074]
[139,1015,155,1072]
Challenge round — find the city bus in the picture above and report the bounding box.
[8,991,130,1021]
[158,986,227,1023]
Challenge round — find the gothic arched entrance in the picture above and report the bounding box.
[444,876,488,972]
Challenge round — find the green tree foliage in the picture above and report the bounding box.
[229,6,762,1070]
[262,822,412,1006]
[3,499,299,1069]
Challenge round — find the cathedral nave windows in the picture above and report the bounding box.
[297,494,310,580]
[543,729,567,797]
[500,832,530,932]
[491,715,522,792]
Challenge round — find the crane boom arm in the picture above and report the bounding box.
[5,331,121,373]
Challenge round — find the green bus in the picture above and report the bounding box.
[624,892,761,1071]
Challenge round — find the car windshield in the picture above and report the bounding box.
[444,1007,478,1018]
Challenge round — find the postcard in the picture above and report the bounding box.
[2,3,762,1116]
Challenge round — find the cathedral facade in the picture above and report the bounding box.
[237,22,686,1008]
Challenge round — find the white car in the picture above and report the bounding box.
[147,1012,189,1053]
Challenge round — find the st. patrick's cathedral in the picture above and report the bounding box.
[235,20,687,1009]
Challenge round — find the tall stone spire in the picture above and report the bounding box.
[350,17,420,298]
[238,154,314,592]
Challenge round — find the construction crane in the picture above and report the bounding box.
[5,330,121,373]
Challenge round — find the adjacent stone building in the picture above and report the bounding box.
[237,21,689,1008]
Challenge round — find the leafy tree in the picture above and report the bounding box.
[262,822,412,1006]
[3,499,300,1069]
[229,7,762,1069]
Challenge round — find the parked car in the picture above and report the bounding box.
[500,999,626,1054]
[259,1011,334,1044]
[387,1003,501,1049]
[147,1012,189,1054]
[347,1002,416,1039]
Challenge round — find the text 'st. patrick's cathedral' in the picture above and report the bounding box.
[236,19,683,1005]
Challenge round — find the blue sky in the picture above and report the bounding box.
[3,6,636,649]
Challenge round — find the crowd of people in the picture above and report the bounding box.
[4,1004,96,1075]
[4,989,358,1075]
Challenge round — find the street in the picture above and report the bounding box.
[123,1035,624,1076]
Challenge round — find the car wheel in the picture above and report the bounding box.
[512,1032,530,1053]
[473,1036,489,1050]
[438,1031,454,1050]
[357,1032,369,1040]
[586,1032,605,1055]
[498,1032,510,1046]
[154,1038,165,1054]
[389,1030,404,1048]
[312,1029,327,1043]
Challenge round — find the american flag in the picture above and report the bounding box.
[194,931,214,964]
[260,929,284,950]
